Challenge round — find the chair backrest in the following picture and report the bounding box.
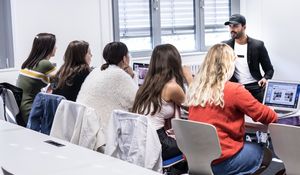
[172,119,221,175]
[50,100,105,150]
[105,110,162,172]
[0,83,23,108]
[0,82,25,126]
[269,123,300,175]
[0,88,18,124]
[27,92,65,135]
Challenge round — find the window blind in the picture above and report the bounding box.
[204,0,230,33]
[160,0,195,36]
[118,0,151,38]
[114,0,232,53]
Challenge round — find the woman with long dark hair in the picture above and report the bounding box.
[17,33,57,124]
[53,40,92,101]
[132,44,192,163]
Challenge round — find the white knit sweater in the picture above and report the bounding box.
[76,65,138,139]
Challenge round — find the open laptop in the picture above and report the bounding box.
[133,63,149,86]
[263,80,300,118]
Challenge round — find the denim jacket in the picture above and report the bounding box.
[27,92,65,135]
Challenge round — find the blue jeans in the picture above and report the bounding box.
[212,142,264,175]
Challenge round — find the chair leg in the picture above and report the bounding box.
[275,169,286,175]
[251,147,272,175]
[163,161,188,175]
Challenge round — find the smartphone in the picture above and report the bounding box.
[44,140,65,147]
[133,63,149,86]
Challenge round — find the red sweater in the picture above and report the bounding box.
[189,82,277,164]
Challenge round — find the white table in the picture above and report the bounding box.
[0,121,161,175]
[0,119,23,132]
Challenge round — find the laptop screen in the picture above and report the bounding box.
[263,81,300,109]
[133,63,149,86]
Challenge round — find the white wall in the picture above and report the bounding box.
[241,0,300,81]
[0,0,112,84]
[0,0,204,85]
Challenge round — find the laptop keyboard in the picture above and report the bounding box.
[274,109,297,118]
[274,109,291,114]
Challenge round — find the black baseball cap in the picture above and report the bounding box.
[224,14,246,26]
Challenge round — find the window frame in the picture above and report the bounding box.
[0,0,14,69]
[112,0,239,58]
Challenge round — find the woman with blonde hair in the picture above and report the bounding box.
[186,43,277,175]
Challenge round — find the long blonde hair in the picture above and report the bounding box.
[186,43,236,108]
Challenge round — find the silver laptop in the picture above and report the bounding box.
[263,80,300,118]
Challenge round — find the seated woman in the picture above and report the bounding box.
[17,33,57,124]
[76,41,138,139]
[186,43,278,175]
[52,40,92,101]
[131,44,193,162]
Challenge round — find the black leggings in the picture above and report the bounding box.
[157,128,182,160]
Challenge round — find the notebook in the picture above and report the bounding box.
[263,80,300,118]
[133,63,149,86]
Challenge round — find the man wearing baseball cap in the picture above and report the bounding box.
[223,14,274,103]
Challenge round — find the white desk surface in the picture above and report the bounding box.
[0,121,161,175]
[0,120,24,132]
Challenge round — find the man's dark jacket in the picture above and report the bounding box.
[222,36,274,82]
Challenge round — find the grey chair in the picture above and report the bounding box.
[172,119,221,175]
[269,123,300,175]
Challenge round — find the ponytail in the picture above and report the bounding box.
[101,63,109,70]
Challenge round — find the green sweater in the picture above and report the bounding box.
[16,59,56,124]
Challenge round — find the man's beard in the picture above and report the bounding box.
[231,31,243,39]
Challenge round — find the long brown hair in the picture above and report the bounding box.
[22,33,56,69]
[54,40,91,89]
[132,44,184,115]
